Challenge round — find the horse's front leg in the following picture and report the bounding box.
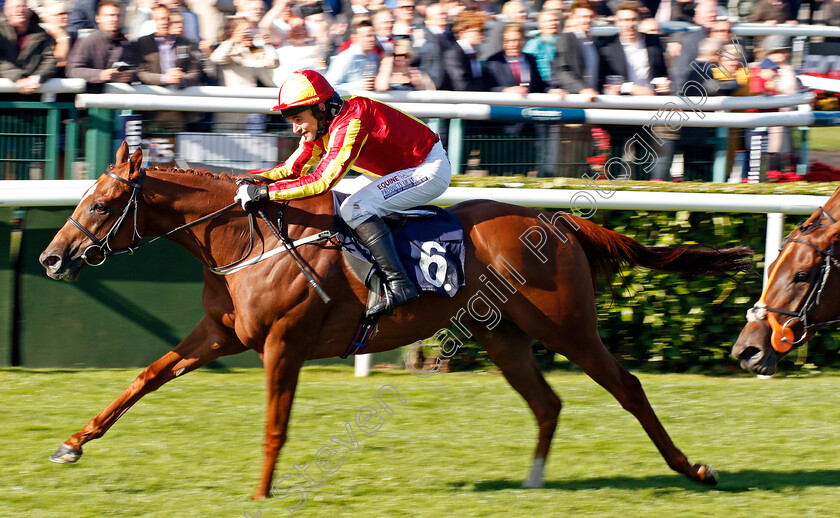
[50,316,245,463]
[253,339,307,499]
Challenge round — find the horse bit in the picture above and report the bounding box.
[67,167,256,271]
[66,168,333,302]
[746,207,840,352]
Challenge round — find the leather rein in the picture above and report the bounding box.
[746,207,840,353]
[67,168,252,272]
[66,168,335,302]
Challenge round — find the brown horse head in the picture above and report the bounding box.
[733,198,840,376]
[40,141,145,280]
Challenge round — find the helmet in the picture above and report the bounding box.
[273,70,336,118]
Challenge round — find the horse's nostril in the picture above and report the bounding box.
[43,255,59,268]
[740,346,760,361]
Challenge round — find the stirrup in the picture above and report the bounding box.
[365,280,419,317]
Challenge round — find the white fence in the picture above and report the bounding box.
[1,179,825,279]
[2,181,827,375]
[76,87,816,123]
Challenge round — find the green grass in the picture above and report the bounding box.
[806,127,840,153]
[2,366,840,517]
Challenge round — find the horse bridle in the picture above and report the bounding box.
[66,167,251,270]
[65,168,333,303]
[746,207,840,353]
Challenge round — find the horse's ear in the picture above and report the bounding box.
[115,141,129,164]
[128,146,143,174]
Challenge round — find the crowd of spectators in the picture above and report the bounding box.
[0,0,821,179]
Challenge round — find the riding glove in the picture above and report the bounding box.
[235,184,269,209]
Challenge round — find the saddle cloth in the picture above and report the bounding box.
[332,191,466,298]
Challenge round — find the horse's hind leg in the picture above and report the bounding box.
[552,332,719,485]
[469,320,561,489]
[50,316,245,463]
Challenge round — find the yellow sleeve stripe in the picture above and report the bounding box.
[271,118,365,200]
[259,164,293,180]
[259,139,321,180]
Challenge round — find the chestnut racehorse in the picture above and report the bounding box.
[41,142,751,498]
[733,186,840,376]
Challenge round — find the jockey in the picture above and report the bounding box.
[234,69,452,316]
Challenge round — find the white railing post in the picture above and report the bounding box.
[355,354,371,377]
[764,212,786,288]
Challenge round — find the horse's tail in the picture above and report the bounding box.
[570,216,753,285]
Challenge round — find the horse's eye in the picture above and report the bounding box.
[794,271,809,282]
[92,203,108,215]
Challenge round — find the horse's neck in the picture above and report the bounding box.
[140,169,336,267]
[143,168,234,222]
[825,190,840,222]
[141,169,240,265]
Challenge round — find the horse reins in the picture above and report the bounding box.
[746,207,840,353]
[69,168,255,270]
[253,204,333,304]
[68,168,334,303]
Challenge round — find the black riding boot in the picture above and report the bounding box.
[355,216,420,316]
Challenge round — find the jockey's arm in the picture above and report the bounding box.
[259,163,299,181]
[265,119,365,201]
[255,139,323,181]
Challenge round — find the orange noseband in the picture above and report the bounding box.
[758,246,798,354]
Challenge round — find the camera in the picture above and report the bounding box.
[291,2,324,18]
[113,61,131,71]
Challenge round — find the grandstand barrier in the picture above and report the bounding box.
[0,79,85,181]
[730,23,840,37]
[93,84,815,109]
[0,78,86,96]
[74,88,820,180]
[799,75,840,93]
[587,21,840,37]
[0,84,822,182]
[0,181,828,368]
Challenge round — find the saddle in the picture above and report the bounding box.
[331,191,467,358]
[331,191,466,299]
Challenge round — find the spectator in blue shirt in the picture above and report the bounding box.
[325,15,380,91]
[522,8,560,82]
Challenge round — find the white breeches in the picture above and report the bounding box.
[335,141,451,229]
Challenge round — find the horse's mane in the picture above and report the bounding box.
[108,163,241,184]
[144,165,239,184]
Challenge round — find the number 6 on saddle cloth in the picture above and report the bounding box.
[331,191,466,300]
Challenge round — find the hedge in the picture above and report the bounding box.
[444,178,840,373]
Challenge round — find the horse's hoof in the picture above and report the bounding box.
[694,463,719,485]
[49,443,82,463]
[521,479,544,489]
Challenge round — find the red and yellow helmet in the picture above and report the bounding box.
[273,70,336,117]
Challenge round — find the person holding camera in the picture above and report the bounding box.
[65,0,137,85]
[271,15,326,86]
[210,15,278,131]
[210,15,278,88]
[325,15,380,91]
